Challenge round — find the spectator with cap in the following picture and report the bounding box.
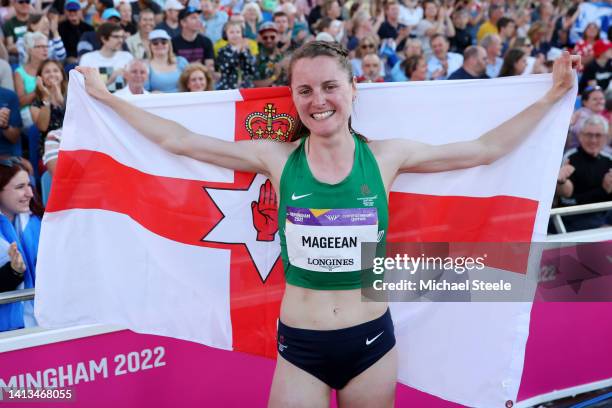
[118,2,137,35]
[0,87,23,156]
[201,0,228,45]
[79,22,133,92]
[77,7,124,57]
[3,0,32,66]
[58,0,93,65]
[480,33,502,78]
[355,53,384,83]
[254,21,287,87]
[126,8,155,59]
[156,0,184,39]
[91,0,115,28]
[578,40,611,94]
[172,6,215,73]
[215,20,255,90]
[115,59,150,96]
[476,4,503,43]
[146,29,188,92]
[131,0,162,25]
[448,45,488,79]
[427,33,462,80]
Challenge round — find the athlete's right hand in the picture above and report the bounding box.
[75,66,111,101]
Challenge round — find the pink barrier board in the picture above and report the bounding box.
[0,302,610,407]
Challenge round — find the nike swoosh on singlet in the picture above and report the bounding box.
[291,193,313,200]
[365,331,384,346]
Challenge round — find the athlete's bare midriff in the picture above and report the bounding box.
[279,283,388,330]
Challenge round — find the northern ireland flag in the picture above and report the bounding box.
[35,71,576,407]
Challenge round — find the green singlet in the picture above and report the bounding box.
[278,133,388,290]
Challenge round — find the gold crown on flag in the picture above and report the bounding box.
[245,103,295,142]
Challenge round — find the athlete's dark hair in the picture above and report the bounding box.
[288,41,366,142]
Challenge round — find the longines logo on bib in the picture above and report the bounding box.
[285,207,379,273]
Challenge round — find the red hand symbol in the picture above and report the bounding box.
[251,179,278,241]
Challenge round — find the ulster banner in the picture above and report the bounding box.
[35,71,576,407]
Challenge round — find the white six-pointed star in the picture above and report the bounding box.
[203,174,281,282]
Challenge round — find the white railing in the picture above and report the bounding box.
[549,201,612,236]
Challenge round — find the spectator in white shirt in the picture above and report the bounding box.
[427,33,463,80]
[79,22,134,92]
[480,33,503,78]
[114,59,150,96]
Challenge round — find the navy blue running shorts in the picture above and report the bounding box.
[277,308,396,389]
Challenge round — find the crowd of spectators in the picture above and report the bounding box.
[0,0,610,329]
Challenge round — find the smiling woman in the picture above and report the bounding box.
[0,157,43,332]
[76,40,579,408]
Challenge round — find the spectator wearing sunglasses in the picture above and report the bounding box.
[16,13,66,66]
[254,22,287,87]
[14,32,49,128]
[3,0,31,66]
[146,29,188,93]
[350,35,381,78]
[0,156,44,332]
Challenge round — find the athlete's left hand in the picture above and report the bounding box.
[548,51,581,102]
[251,179,278,241]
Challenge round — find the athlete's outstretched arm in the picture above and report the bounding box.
[76,66,283,176]
[378,52,579,175]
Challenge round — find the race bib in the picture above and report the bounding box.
[285,207,378,273]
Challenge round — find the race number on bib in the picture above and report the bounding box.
[285,207,379,273]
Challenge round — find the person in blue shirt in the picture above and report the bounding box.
[0,157,43,331]
[0,88,23,156]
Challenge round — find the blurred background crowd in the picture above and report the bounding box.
[0,0,609,331]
